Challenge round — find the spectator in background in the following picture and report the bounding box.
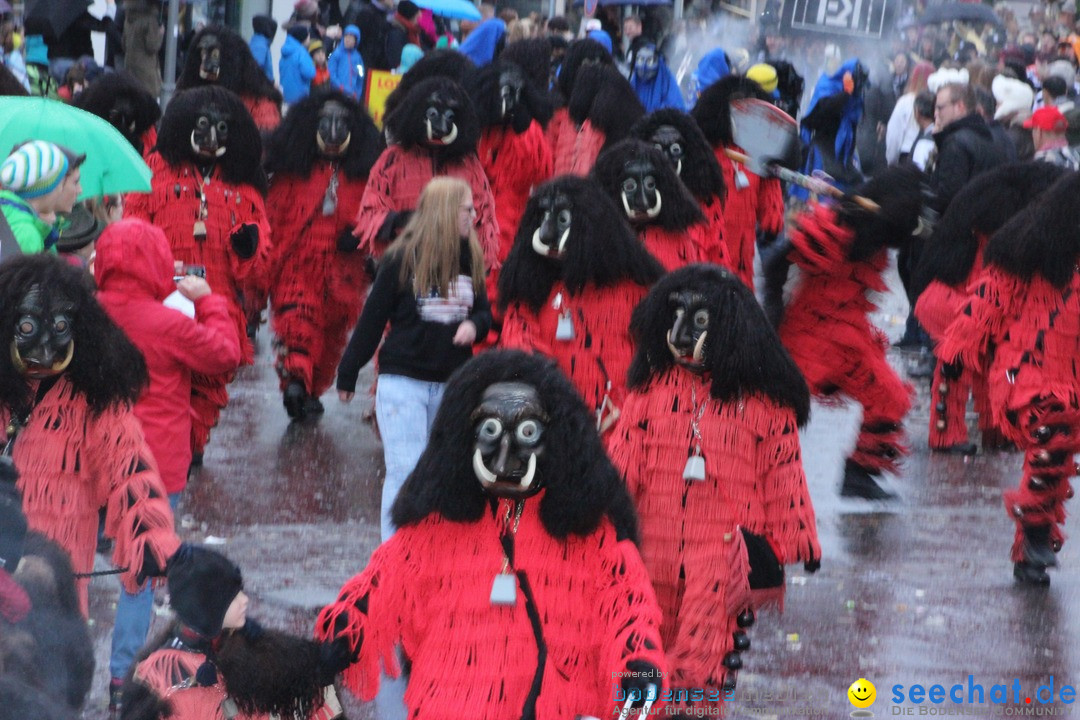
[932,81,1007,213]
[386,0,427,69]
[1027,105,1080,168]
[1,21,30,92]
[24,34,56,97]
[54,203,103,272]
[342,0,392,70]
[250,14,278,83]
[622,15,642,58]
[280,25,316,105]
[973,85,1019,161]
[396,43,422,73]
[992,74,1035,158]
[0,140,84,255]
[909,90,936,170]
[123,0,164,97]
[56,62,86,102]
[885,60,934,165]
[329,24,364,99]
[309,39,330,90]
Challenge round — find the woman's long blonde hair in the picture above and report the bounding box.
[390,177,485,297]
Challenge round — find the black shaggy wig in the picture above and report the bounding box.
[567,64,644,149]
[500,37,553,98]
[498,176,664,313]
[838,164,925,261]
[177,26,283,106]
[465,59,553,134]
[0,255,146,417]
[382,50,477,123]
[554,38,613,106]
[5,532,95,710]
[73,72,161,155]
[0,678,77,720]
[157,85,268,194]
[392,350,641,543]
[912,162,1067,295]
[216,625,326,718]
[631,108,726,205]
[592,139,704,232]
[691,75,771,147]
[984,170,1080,288]
[264,89,384,180]
[627,264,811,425]
[385,76,481,163]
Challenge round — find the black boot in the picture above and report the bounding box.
[1021,525,1058,568]
[1013,561,1051,585]
[303,395,325,416]
[283,379,307,420]
[840,460,896,500]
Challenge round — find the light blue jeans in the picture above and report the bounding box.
[374,374,444,720]
[109,493,180,680]
[375,374,446,542]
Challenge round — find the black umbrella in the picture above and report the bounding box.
[919,2,1003,27]
[24,0,93,39]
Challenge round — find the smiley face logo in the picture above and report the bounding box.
[848,678,877,709]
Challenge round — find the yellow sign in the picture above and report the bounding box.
[365,69,403,129]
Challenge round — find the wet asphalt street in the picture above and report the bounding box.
[79,258,1080,720]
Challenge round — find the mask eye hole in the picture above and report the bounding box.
[54,319,69,334]
[425,107,438,121]
[478,418,502,441]
[515,420,541,445]
[643,176,657,192]
[216,121,228,135]
[670,143,682,156]
[196,117,209,129]
[557,209,571,227]
[622,178,637,194]
[17,319,35,336]
[693,309,709,329]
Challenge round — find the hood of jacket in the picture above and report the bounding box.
[252,15,278,39]
[344,24,361,42]
[281,33,304,58]
[94,219,176,302]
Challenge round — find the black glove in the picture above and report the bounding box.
[804,557,821,574]
[239,618,264,641]
[620,660,661,708]
[741,528,784,590]
[230,224,259,259]
[136,550,166,585]
[317,637,358,686]
[941,360,963,381]
[336,226,360,252]
[376,210,412,243]
[756,229,778,249]
[364,255,378,281]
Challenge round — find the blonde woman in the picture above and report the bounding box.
[338,177,491,541]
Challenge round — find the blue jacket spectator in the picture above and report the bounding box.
[250,15,278,83]
[693,48,730,100]
[460,19,505,67]
[628,40,685,112]
[328,24,365,99]
[280,25,316,104]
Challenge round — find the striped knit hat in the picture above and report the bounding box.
[0,140,70,199]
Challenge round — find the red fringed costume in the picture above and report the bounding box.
[242,95,282,133]
[779,204,912,475]
[267,164,369,398]
[2,378,180,615]
[351,145,500,267]
[500,281,648,417]
[714,148,784,290]
[549,108,607,177]
[914,236,993,450]
[126,152,272,453]
[315,494,667,718]
[638,221,710,272]
[608,372,819,707]
[939,266,1080,564]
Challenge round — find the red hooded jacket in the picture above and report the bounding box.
[95,220,242,494]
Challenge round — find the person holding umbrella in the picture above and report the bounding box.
[0,139,83,256]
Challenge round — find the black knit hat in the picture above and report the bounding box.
[167,544,243,637]
[398,0,419,18]
[0,457,26,573]
[287,25,309,42]
[54,205,105,252]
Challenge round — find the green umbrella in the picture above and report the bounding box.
[0,96,151,200]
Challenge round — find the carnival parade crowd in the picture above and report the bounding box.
[3,0,1080,716]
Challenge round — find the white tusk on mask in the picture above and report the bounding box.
[646,192,663,218]
[531,227,552,256]
[621,191,634,218]
[557,227,570,253]
[519,454,537,489]
[675,159,682,176]
[473,448,499,485]
[441,123,458,145]
[426,118,434,142]
[693,330,707,363]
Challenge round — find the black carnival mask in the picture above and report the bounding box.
[423,92,459,146]
[11,284,75,380]
[530,190,572,259]
[190,105,229,159]
[471,382,549,498]
[650,124,685,177]
[619,158,662,224]
[317,100,352,156]
[666,290,708,372]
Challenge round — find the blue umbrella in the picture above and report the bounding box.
[573,0,671,7]
[413,0,482,21]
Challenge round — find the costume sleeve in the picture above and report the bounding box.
[570,120,606,177]
[247,97,282,133]
[937,265,1022,370]
[314,541,407,702]
[167,294,243,376]
[604,396,647,499]
[756,176,785,235]
[596,535,667,688]
[228,186,274,297]
[94,406,181,593]
[756,401,820,565]
[353,149,398,256]
[468,156,501,270]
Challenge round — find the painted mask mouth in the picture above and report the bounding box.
[621,191,662,221]
[666,329,706,367]
[473,448,538,494]
[531,227,570,258]
[11,340,74,379]
[425,120,458,145]
[190,131,226,158]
